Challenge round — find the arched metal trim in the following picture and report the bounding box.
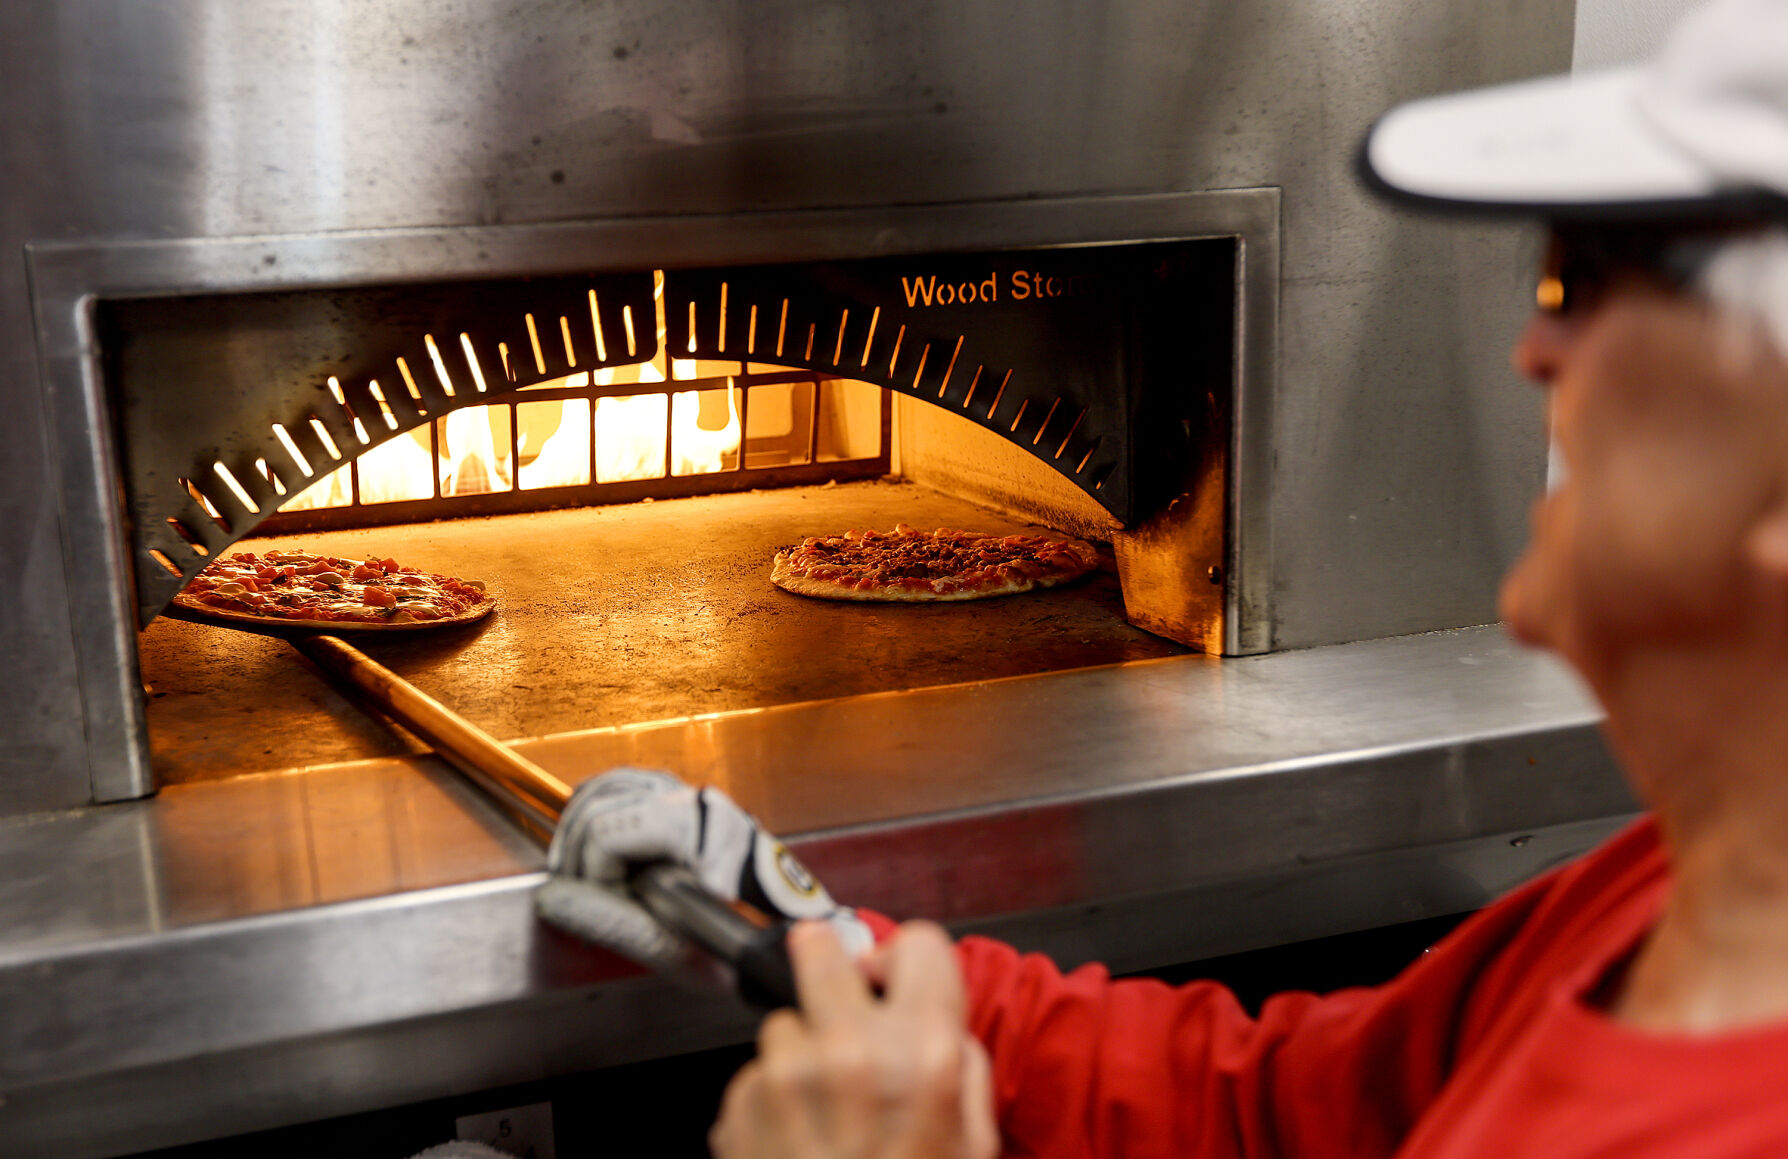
[99,273,657,626]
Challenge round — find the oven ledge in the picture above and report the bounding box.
[0,625,1634,1157]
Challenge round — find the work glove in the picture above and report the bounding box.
[536,768,873,979]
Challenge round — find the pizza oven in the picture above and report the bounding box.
[5,0,1562,819]
[34,195,1276,803]
[1,0,1581,828]
[0,4,1629,1156]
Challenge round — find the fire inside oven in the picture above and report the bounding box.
[106,238,1236,788]
[242,270,894,536]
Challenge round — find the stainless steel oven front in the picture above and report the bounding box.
[6,0,1568,815]
[0,5,1633,1157]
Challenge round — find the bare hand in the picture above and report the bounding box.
[710,920,998,1159]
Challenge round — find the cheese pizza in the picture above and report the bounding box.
[169,549,494,630]
[770,524,1100,603]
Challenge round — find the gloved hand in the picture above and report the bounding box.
[536,768,873,978]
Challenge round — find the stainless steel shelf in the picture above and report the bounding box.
[0,626,1634,1157]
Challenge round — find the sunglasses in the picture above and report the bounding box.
[1537,225,1730,315]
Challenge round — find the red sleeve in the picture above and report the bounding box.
[941,820,1665,1159]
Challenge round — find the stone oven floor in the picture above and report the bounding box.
[138,480,1186,784]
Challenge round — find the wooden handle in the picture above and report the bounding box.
[292,634,571,840]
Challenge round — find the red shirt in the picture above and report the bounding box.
[950,818,1788,1158]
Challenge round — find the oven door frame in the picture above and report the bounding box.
[28,187,1281,805]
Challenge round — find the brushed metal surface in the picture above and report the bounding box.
[521,628,1618,846]
[0,628,1635,1155]
[4,0,1571,812]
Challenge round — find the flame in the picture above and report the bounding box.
[283,463,351,510]
[357,433,434,503]
[440,405,511,496]
[517,399,592,490]
[670,385,741,476]
[594,393,668,483]
[276,268,753,515]
[280,431,436,510]
[276,381,746,512]
[590,362,667,483]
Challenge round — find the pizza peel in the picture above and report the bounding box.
[164,603,799,1011]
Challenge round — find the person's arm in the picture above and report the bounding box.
[538,769,1655,1158]
[955,939,1421,1157]
[952,860,1589,1159]
[706,904,1515,1159]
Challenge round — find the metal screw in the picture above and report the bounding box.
[1207,565,1223,585]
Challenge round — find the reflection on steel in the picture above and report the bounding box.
[292,631,787,1001]
[292,634,571,839]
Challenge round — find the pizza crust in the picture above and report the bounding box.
[165,595,495,632]
[770,553,1032,602]
[769,526,1100,603]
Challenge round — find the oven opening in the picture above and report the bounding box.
[99,231,1247,792]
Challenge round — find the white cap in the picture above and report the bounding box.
[1361,0,1788,216]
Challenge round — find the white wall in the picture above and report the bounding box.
[1573,0,1698,69]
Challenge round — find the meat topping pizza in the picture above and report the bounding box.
[170,549,494,629]
[770,524,1101,602]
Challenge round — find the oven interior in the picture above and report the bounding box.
[106,232,1243,791]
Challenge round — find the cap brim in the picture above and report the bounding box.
[1360,68,1763,219]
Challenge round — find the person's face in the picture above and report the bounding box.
[1501,233,1788,679]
